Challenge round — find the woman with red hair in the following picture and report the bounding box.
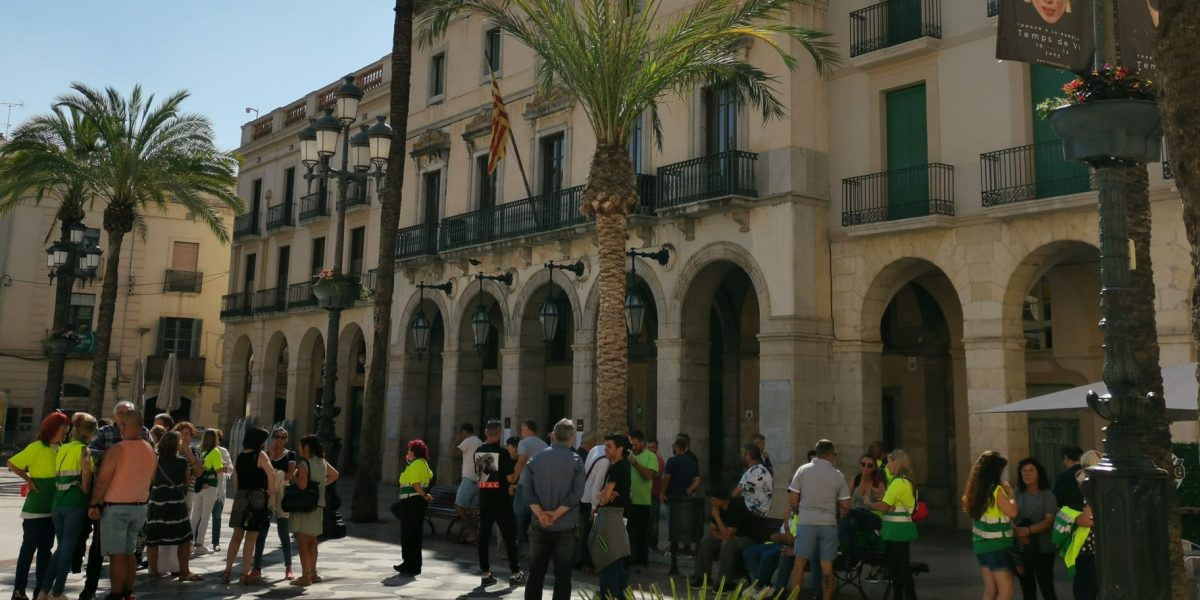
[6,411,69,600]
[393,439,434,576]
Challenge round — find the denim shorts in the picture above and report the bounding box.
[100,504,147,555]
[976,549,1011,570]
[456,477,479,509]
[794,523,839,562]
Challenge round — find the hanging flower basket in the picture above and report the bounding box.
[1050,99,1162,164]
[43,329,82,355]
[313,270,361,309]
[1038,65,1162,164]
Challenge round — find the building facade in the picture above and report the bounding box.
[0,200,233,447]
[221,1,1196,524]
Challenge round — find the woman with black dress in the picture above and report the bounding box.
[221,427,275,585]
[145,431,202,581]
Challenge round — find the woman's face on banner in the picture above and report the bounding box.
[1148,0,1160,28]
[1031,0,1068,24]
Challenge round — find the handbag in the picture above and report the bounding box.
[912,500,929,522]
[281,458,319,513]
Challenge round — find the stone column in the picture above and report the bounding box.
[962,335,1029,463]
[571,342,597,434]
[829,340,884,461]
[286,362,313,430]
[501,345,544,428]
[656,338,710,472]
[384,352,417,483]
[439,350,481,479]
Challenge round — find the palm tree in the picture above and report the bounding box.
[55,84,243,416]
[419,0,839,433]
[352,0,416,523]
[0,105,99,418]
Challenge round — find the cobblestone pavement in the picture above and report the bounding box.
[0,471,1076,599]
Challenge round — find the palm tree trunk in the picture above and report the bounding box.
[351,0,414,523]
[1157,5,1200,597]
[88,229,124,416]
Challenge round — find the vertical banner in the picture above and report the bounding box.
[1118,0,1159,77]
[996,0,1094,71]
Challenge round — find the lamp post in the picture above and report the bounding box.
[470,269,514,350]
[299,75,394,452]
[409,281,453,355]
[41,218,102,417]
[538,260,584,346]
[624,247,669,339]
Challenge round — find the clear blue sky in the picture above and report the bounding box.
[1,1,395,151]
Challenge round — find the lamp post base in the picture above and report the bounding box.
[1084,459,1171,598]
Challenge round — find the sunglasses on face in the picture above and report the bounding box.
[861,462,875,468]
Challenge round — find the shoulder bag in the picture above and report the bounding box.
[281,457,319,513]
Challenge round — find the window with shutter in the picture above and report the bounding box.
[171,242,199,271]
[158,317,199,358]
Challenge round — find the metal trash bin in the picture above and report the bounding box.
[667,496,704,575]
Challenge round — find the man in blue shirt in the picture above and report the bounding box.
[521,419,584,600]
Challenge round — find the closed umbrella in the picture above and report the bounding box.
[130,358,145,410]
[158,353,180,413]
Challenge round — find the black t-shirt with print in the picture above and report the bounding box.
[474,442,515,506]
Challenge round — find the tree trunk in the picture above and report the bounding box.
[1122,163,1187,599]
[42,217,78,419]
[351,0,414,523]
[88,229,124,416]
[1158,4,1200,598]
[583,146,638,434]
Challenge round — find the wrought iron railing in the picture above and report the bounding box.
[220,292,253,319]
[395,223,439,259]
[656,151,757,209]
[284,103,307,128]
[163,270,203,294]
[986,0,998,17]
[633,174,657,215]
[299,190,329,220]
[253,288,286,314]
[841,163,955,226]
[265,203,293,230]
[980,140,1094,206]
[345,182,370,208]
[849,0,942,57]
[440,184,588,251]
[362,269,378,295]
[287,282,317,311]
[233,212,259,239]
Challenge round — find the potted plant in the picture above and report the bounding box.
[1038,64,1161,164]
[43,328,83,355]
[312,269,361,309]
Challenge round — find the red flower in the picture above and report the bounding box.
[1063,80,1083,93]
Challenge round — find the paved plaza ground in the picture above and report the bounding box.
[0,471,1074,599]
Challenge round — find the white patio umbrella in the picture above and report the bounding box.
[978,362,1199,421]
[130,358,145,410]
[158,353,180,413]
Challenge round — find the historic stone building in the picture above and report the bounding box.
[221,1,1195,524]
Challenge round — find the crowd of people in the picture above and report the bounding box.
[5,401,338,600]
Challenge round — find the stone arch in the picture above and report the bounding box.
[222,335,255,430]
[397,285,453,354]
[337,321,369,473]
[581,256,668,345]
[293,328,325,436]
[261,331,290,424]
[860,257,966,344]
[1001,239,1101,341]
[511,267,586,336]
[450,280,509,352]
[667,241,772,337]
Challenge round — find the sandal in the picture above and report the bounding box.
[289,576,311,587]
[219,571,231,585]
[178,573,203,582]
[311,574,323,583]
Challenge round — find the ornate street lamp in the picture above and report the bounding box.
[625,247,669,339]
[469,266,513,350]
[296,73,394,452]
[40,218,103,417]
[409,280,453,354]
[540,260,584,346]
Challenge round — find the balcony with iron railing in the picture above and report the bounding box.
[980,140,1094,207]
[163,270,203,294]
[395,223,440,259]
[656,151,757,210]
[849,0,942,58]
[287,282,318,311]
[220,292,253,320]
[299,190,330,221]
[265,203,294,230]
[253,288,287,314]
[842,163,955,226]
[283,103,307,128]
[345,182,370,209]
[233,212,259,240]
[440,185,589,251]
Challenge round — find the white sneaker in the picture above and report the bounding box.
[193,544,210,555]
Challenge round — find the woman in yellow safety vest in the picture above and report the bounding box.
[962,451,1019,600]
[44,412,97,599]
[866,448,919,600]
[6,411,70,600]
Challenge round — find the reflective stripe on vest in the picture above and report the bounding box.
[882,511,913,523]
[54,441,85,492]
[972,526,1013,539]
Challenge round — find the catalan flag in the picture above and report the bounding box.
[487,73,510,175]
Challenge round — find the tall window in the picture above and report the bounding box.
[251,178,263,214]
[1023,280,1053,350]
[485,28,501,74]
[157,317,201,358]
[423,170,442,226]
[702,87,738,155]
[310,237,325,275]
[284,167,296,206]
[275,245,290,292]
[349,227,366,277]
[540,133,565,193]
[171,242,199,273]
[628,117,644,173]
[69,293,95,332]
[430,52,446,99]
[476,155,497,210]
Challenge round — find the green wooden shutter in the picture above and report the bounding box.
[886,84,929,220]
[888,0,922,46]
[1031,65,1089,198]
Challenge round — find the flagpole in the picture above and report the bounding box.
[485,50,533,198]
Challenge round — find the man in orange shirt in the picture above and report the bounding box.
[88,410,156,600]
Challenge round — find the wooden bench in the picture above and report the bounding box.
[424,485,462,536]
